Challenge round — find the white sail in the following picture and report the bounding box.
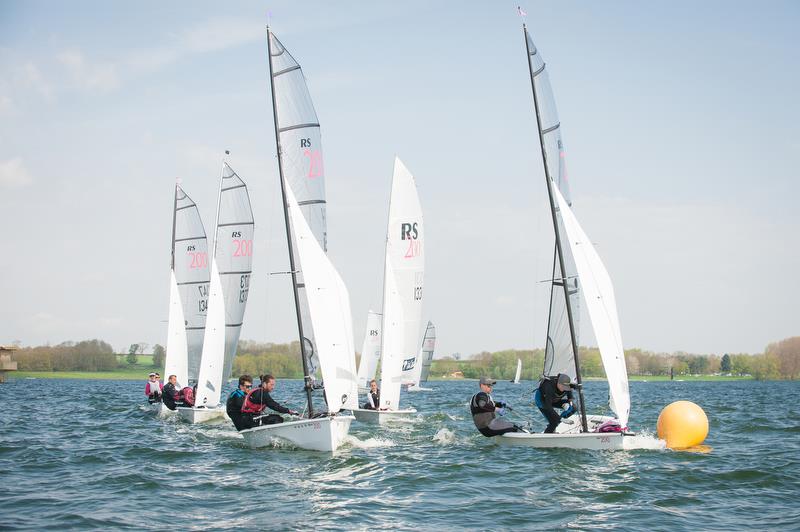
[168,185,209,384]
[513,358,522,384]
[552,186,630,426]
[418,321,436,384]
[215,164,254,382]
[268,30,326,384]
[194,259,225,407]
[356,311,382,388]
[525,28,582,381]
[164,270,188,386]
[285,181,358,413]
[379,157,424,410]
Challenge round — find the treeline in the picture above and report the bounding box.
[430,337,800,381]
[11,340,118,371]
[232,340,304,378]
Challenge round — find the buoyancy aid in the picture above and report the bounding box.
[241,388,265,414]
[470,392,496,430]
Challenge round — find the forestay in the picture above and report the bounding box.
[418,321,436,384]
[552,186,630,426]
[268,31,327,384]
[380,158,424,410]
[356,311,382,388]
[167,185,209,385]
[194,164,254,408]
[526,28,582,381]
[284,181,358,413]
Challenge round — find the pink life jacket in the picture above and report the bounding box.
[181,386,195,407]
[241,388,265,414]
[596,420,625,433]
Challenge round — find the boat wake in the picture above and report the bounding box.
[433,428,457,445]
[344,435,395,449]
[622,430,667,451]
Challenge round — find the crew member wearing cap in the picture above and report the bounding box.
[145,373,162,404]
[534,373,576,433]
[470,376,524,437]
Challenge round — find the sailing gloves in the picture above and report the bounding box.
[561,404,576,418]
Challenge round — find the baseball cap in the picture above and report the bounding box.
[479,376,497,386]
[557,373,572,387]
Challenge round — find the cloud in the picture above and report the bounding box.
[57,49,120,92]
[0,158,33,188]
[0,94,11,115]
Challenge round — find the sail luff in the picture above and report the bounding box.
[267,26,315,415]
[523,24,588,432]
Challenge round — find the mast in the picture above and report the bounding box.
[266,25,314,416]
[523,23,588,432]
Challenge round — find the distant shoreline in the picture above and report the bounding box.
[9,371,757,382]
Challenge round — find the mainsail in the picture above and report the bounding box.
[285,182,358,413]
[418,321,436,384]
[164,185,209,386]
[267,30,327,384]
[194,163,254,408]
[552,186,630,426]
[379,158,424,410]
[513,358,522,384]
[356,311,382,388]
[525,27,582,381]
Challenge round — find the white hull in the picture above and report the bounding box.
[496,415,632,450]
[352,408,417,424]
[176,405,226,424]
[240,415,354,453]
[154,403,177,418]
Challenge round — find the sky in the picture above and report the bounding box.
[0,1,798,358]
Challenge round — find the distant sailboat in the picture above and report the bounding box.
[178,158,254,424]
[353,157,424,423]
[407,321,436,392]
[356,311,382,390]
[511,358,522,384]
[497,23,633,450]
[239,27,356,452]
[161,183,209,416]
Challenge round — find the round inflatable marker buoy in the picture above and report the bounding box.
[657,400,709,449]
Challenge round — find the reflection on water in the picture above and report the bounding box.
[0,379,798,528]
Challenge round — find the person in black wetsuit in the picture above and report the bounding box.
[226,374,253,431]
[363,379,381,410]
[161,374,186,411]
[470,376,524,437]
[241,374,300,426]
[534,373,576,433]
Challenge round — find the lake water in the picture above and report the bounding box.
[1,378,798,530]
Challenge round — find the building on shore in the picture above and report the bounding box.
[0,346,19,383]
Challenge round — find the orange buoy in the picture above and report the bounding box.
[657,400,709,449]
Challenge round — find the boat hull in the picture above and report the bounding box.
[352,408,417,424]
[496,414,632,450]
[176,405,226,424]
[239,415,354,452]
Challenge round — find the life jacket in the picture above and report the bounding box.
[181,386,195,407]
[470,392,496,430]
[241,388,266,414]
[596,419,625,433]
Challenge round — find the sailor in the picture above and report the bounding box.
[226,375,253,431]
[145,372,162,404]
[470,376,524,437]
[162,374,185,411]
[534,373,576,433]
[241,374,299,426]
[362,379,381,410]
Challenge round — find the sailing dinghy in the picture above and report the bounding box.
[497,23,633,450]
[511,358,522,384]
[352,158,424,424]
[239,27,357,452]
[407,320,436,392]
[161,183,210,416]
[356,310,382,390]
[177,159,254,423]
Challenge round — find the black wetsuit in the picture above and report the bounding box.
[244,388,290,426]
[226,389,247,431]
[535,377,574,433]
[363,390,380,410]
[470,392,519,437]
[162,382,181,411]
